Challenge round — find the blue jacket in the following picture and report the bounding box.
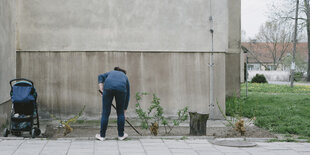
[98,70,130,109]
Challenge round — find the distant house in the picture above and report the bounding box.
[241,42,308,71]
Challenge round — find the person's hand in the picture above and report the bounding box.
[98,83,104,96]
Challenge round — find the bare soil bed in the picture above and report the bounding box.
[46,125,276,139]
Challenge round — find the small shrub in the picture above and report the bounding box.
[222,95,256,136]
[135,92,188,135]
[294,72,304,82]
[251,74,268,83]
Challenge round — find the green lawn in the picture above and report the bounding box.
[226,83,310,138]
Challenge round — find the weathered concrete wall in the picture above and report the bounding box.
[16,0,228,52]
[226,0,241,96]
[0,0,15,126]
[17,52,226,119]
[226,53,241,96]
[15,0,241,120]
[240,52,245,83]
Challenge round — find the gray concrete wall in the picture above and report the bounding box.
[240,52,245,83]
[0,0,16,126]
[226,0,241,96]
[14,0,241,119]
[17,52,226,119]
[16,0,228,52]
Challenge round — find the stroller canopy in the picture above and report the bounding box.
[11,80,37,115]
[11,81,36,104]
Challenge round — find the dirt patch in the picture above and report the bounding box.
[45,125,276,139]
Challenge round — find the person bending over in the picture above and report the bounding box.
[96,67,130,141]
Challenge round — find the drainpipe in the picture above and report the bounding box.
[209,0,215,119]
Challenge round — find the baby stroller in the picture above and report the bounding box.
[3,78,41,138]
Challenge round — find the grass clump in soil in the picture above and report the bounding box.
[226,83,310,138]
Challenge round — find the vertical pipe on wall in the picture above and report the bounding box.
[209,0,215,119]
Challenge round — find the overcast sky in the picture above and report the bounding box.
[242,0,271,40]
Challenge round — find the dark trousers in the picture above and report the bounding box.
[100,89,126,137]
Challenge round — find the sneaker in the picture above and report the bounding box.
[95,134,105,141]
[118,133,128,140]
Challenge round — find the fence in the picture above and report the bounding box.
[248,71,290,82]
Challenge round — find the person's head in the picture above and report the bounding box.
[114,67,127,75]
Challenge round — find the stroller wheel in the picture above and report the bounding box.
[3,128,9,137]
[31,128,40,138]
[31,128,36,138]
[34,127,41,136]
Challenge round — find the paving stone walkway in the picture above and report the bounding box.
[0,138,310,155]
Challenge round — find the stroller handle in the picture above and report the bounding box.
[10,78,33,88]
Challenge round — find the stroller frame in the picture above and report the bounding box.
[3,78,41,138]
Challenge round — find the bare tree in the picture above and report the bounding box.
[244,21,295,70]
[271,0,310,81]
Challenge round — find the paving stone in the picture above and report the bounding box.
[0,145,20,151]
[45,140,71,143]
[25,140,48,143]
[247,152,278,155]
[170,148,198,155]
[143,146,169,151]
[140,139,163,143]
[94,152,119,155]
[94,149,119,154]
[95,141,118,148]
[292,147,310,152]
[1,138,310,155]
[164,140,191,149]
[43,145,70,150]
[121,153,146,155]
[14,148,43,154]
[67,149,94,155]
[225,152,251,155]
[303,143,310,147]
[287,144,310,152]
[119,148,145,153]
[118,140,140,144]
[189,143,216,149]
[146,151,172,155]
[195,151,224,155]
[213,145,244,153]
[142,142,166,146]
[256,143,290,150]
[191,147,219,152]
[172,153,197,155]
[185,139,210,144]
[40,150,68,155]
[1,140,24,145]
[0,150,15,155]
[268,150,301,155]
[14,141,46,155]
[13,152,39,155]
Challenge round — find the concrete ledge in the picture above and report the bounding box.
[0,136,278,142]
[17,50,227,53]
[0,100,11,128]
